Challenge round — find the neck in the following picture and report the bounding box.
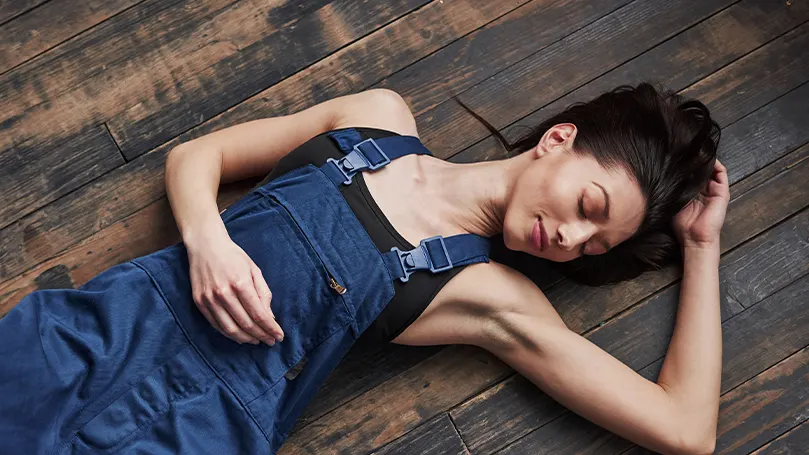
[417,151,533,238]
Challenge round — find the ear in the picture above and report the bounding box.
[535,123,577,158]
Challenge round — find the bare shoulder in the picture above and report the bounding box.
[392,259,567,351]
[331,89,419,137]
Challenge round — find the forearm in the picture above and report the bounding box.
[658,245,722,438]
[165,144,229,250]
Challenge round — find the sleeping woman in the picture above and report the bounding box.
[0,83,727,455]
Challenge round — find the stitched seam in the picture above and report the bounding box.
[128,260,273,444]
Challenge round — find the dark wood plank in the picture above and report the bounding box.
[493,411,632,455]
[418,0,744,157]
[475,272,809,455]
[366,414,468,455]
[0,0,48,25]
[107,0,432,158]
[451,208,809,453]
[0,0,425,226]
[449,373,568,455]
[0,0,526,282]
[729,141,809,199]
[279,345,509,455]
[291,342,443,432]
[684,20,809,127]
[0,0,142,73]
[451,0,809,165]
[716,346,809,454]
[374,0,634,116]
[179,0,532,141]
[0,140,174,282]
[0,124,123,232]
[750,419,809,455]
[721,82,809,184]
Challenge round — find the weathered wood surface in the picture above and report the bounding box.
[0,0,144,73]
[749,418,809,455]
[0,0,428,228]
[2,0,807,453]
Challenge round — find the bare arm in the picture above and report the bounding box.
[166,89,418,247]
[164,89,418,345]
[480,161,729,455]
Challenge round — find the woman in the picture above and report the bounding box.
[0,84,727,455]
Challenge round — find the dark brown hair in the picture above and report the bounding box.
[458,83,720,285]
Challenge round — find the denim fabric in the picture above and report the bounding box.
[0,164,394,454]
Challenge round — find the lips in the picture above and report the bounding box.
[532,217,549,252]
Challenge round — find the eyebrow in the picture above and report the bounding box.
[592,181,611,220]
[592,181,612,252]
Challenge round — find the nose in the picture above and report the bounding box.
[556,221,597,252]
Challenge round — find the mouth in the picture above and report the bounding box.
[532,217,550,252]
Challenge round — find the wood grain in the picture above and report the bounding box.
[367,414,468,455]
[717,344,809,454]
[0,0,425,227]
[179,0,532,142]
[279,345,509,455]
[107,0,432,158]
[0,0,142,73]
[749,419,809,455]
[451,0,809,165]
[0,124,123,230]
[418,0,742,156]
[0,0,48,25]
[374,0,634,117]
[0,0,528,283]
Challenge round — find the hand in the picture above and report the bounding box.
[673,159,730,251]
[186,226,284,345]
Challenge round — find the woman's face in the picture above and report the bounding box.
[503,124,646,262]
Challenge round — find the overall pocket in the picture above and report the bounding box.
[72,345,215,453]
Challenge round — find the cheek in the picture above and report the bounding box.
[537,173,578,219]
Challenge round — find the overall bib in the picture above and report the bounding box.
[0,129,491,454]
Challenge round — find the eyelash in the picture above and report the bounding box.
[578,195,587,219]
[578,195,587,255]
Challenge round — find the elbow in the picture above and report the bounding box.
[673,434,716,455]
[664,423,716,455]
[166,142,194,167]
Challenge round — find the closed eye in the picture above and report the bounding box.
[578,194,586,219]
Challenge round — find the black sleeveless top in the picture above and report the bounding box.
[259,127,468,344]
[259,127,559,344]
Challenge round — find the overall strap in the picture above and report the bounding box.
[322,128,432,186]
[383,234,490,282]
[323,128,491,282]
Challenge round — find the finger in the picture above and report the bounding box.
[197,298,221,332]
[209,294,259,344]
[225,284,276,344]
[251,266,284,341]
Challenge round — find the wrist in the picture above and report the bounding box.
[682,242,720,265]
[181,215,230,253]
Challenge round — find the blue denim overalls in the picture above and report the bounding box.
[0,129,491,454]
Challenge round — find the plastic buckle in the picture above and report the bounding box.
[355,138,390,170]
[390,235,453,282]
[326,138,390,185]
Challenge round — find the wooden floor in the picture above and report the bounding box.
[2,0,808,453]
